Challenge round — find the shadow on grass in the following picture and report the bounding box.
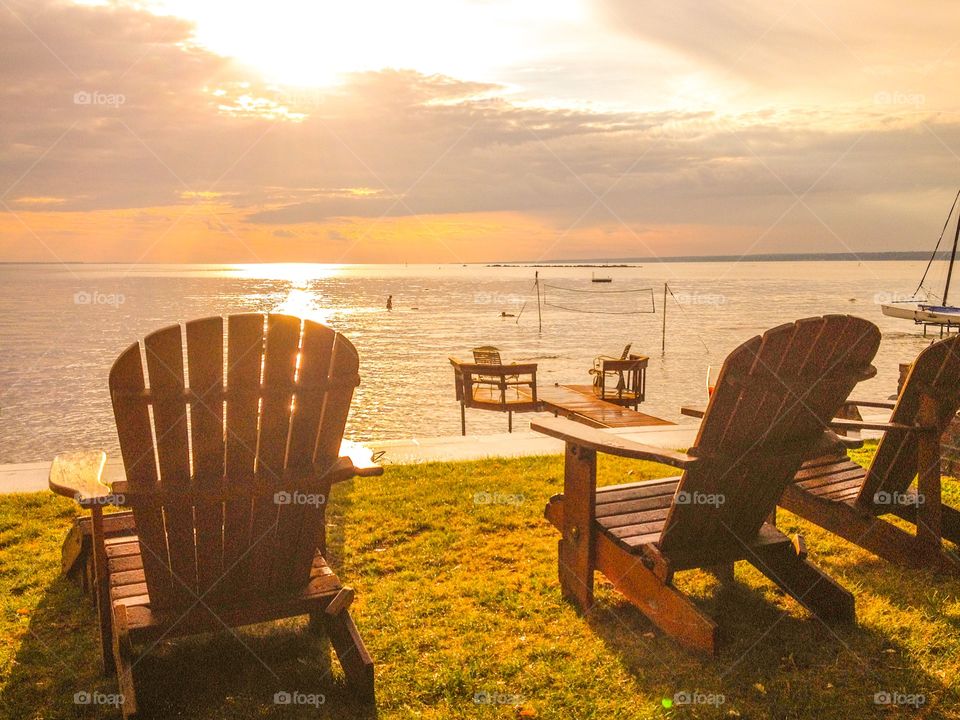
[0,490,377,720]
[579,560,957,717]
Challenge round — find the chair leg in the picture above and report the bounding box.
[749,538,855,624]
[322,609,375,702]
[705,562,735,586]
[594,535,718,654]
[112,604,138,719]
[90,507,115,674]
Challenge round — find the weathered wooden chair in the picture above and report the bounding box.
[532,315,880,654]
[450,356,538,434]
[780,334,960,572]
[589,344,648,409]
[48,314,380,718]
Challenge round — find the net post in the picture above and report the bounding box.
[661,282,667,354]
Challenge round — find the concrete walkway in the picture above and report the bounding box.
[0,423,701,495]
[0,414,885,495]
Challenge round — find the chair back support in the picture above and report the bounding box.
[472,346,503,365]
[659,315,880,555]
[109,314,359,610]
[619,343,632,360]
[857,334,960,505]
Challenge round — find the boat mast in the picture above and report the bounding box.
[945,208,960,306]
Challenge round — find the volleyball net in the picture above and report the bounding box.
[540,284,656,315]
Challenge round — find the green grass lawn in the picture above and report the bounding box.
[2,445,959,719]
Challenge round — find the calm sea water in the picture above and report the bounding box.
[0,261,945,463]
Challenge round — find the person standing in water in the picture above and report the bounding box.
[386,295,393,311]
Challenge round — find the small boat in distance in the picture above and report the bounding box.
[591,272,612,283]
[881,189,960,326]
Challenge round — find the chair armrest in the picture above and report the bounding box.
[829,419,917,433]
[338,440,384,479]
[842,399,896,411]
[49,451,115,507]
[531,417,697,469]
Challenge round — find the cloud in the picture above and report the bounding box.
[598,0,960,105]
[0,0,959,263]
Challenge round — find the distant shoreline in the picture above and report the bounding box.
[492,251,950,266]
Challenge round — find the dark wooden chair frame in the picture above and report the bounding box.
[532,315,881,654]
[780,335,960,572]
[450,358,538,434]
[49,314,381,718]
[590,355,648,409]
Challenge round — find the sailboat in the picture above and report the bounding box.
[881,189,960,325]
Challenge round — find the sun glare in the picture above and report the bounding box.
[135,0,587,87]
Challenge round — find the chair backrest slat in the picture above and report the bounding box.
[858,335,960,504]
[288,331,361,583]
[143,324,196,604]
[110,344,175,608]
[109,313,360,611]
[659,315,880,556]
[272,320,337,591]
[221,313,264,599]
[185,317,225,596]
[246,315,301,596]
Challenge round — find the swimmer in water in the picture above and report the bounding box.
[386,295,393,310]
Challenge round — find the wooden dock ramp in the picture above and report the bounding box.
[519,384,674,429]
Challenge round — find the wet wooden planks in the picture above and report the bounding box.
[519,384,674,429]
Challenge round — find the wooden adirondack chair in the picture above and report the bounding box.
[780,334,960,572]
[48,314,380,718]
[531,315,880,654]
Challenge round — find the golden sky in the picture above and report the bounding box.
[1,0,959,263]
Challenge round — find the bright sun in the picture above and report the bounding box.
[126,0,586,87]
